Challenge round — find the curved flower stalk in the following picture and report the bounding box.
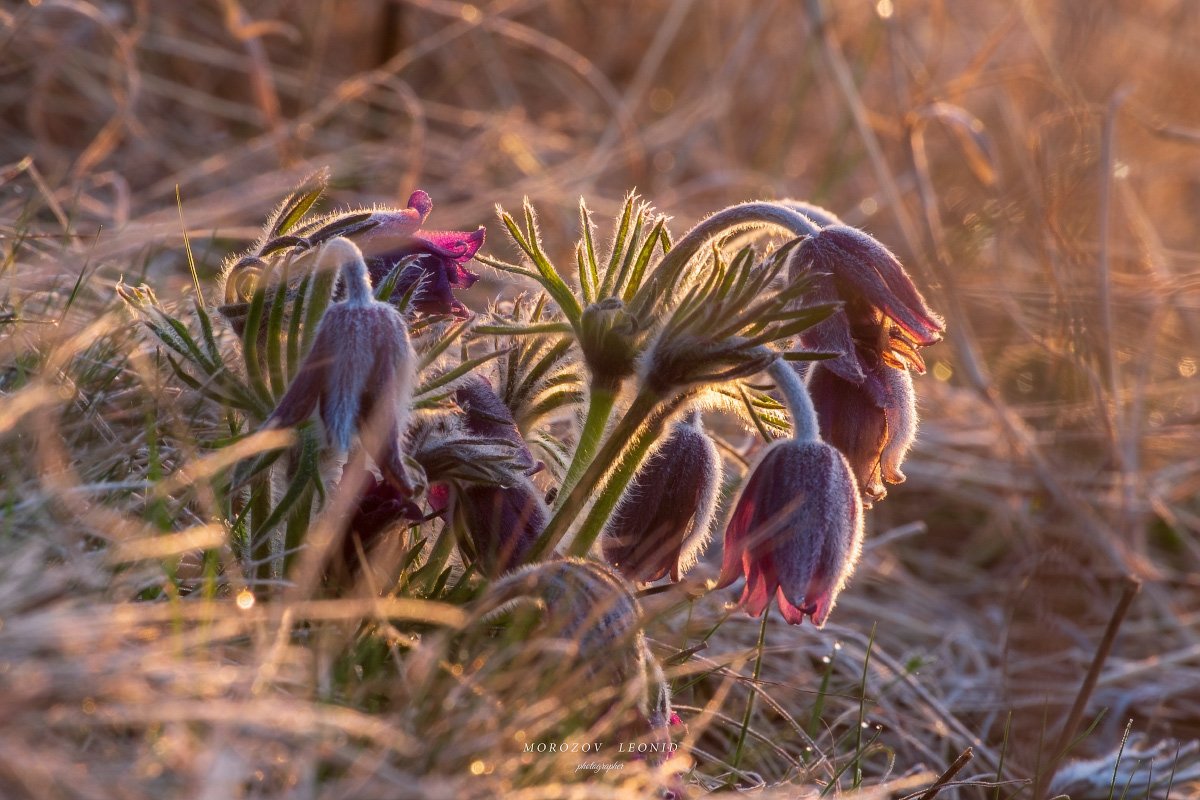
[528,234,840,563]
[788,224,945,502]
[601,411,722,583]
[262,237,416,496]
[717,360,864,627]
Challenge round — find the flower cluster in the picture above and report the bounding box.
[122,174,943,784]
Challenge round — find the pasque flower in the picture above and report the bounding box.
[601,411,721,582]
[357,190,486,318]
[263,237,416,494]
[717,361,864,627]
[453,374,539,474]
[453,480,547,576]
[789,224,943,502]
[415,376,544,576]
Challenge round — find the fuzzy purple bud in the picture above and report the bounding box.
[718,439,863,627]
[601,413,722,582]
[265,238,416,495]
[453,374,538,474]
[454,478,547,576]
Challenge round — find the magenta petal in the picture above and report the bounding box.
[406,190,433,221]
[739,556,775,617]
[717,469,767,588]
[414,227,486,261]
[776,588,809,625]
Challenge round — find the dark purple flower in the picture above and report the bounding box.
[264,238,416,495]
[601,413,721,582]
[790,225,942,501]
[717,439,863,627]
[453,479,547,577]
[453,374,538,474]
[342,477,425,569]
[358,190,485,318]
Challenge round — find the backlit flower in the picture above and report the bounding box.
[790,225,942,501]
[264,238,416,495]
[717,439,863,627]
[359,190,485,318]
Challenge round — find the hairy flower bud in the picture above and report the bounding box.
[718,439,863,627]
[579,297,641,386]
[454,478,547,576]
[601,413,722,582]
[453,374,538,474]
[264,238,416,494]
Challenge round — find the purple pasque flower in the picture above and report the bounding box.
[264,237,416,495]
[790,225,942,501]
[453,479,547,576]
[717,438,863,627]
[357,190,485,318]
[601,411,721,583]
[453,374,539,475]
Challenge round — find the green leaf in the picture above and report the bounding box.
[286,275,310,376]
[599,195,634,297]
[265,256,292,396]
[240,259,277,408]
[272,172,328,236]
[374,255,420,302]
[418,320,473,371]
[416,348,515,398]
[472,321,573,337]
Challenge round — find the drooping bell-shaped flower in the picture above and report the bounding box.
[789,224,942,501]
[264,237,416,494]
[717,361,864,627]
[717,438,863,626]
[601,411,722,582]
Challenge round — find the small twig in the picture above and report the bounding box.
[1036,577,1142,800]
[913,747,974,800]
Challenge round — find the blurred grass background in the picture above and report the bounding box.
[3,0,1200,796]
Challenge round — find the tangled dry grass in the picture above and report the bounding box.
[3,1,1200,797]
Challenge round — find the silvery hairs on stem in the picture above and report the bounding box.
[262,237,417,495]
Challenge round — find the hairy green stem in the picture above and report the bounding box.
[767,359,819,442]
[554,381,618,510]
[528,390,663,561]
